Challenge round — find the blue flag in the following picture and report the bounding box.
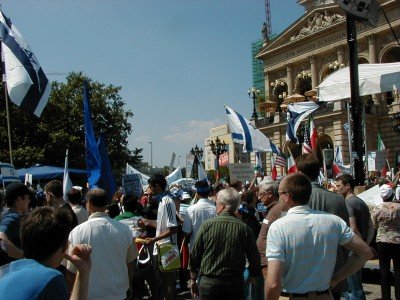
[83,83,101,188]
[97,135,117,201]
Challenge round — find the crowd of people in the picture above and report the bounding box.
[0,152,399,300]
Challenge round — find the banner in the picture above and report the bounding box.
[122,174,142,197]
[367,150,388,171]
[229,163,254,183]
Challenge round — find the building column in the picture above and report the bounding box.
[310,55,318,89]
[337,46,344,65]
[264,70,271,101]
[368,35,381,111]
[287,64,293,96]
[368,35,377,63]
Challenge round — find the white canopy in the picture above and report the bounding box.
[317,62,400,102]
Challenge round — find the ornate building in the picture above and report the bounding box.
[255,0,400,176]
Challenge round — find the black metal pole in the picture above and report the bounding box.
[346,14,365,185]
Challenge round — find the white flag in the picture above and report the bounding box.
[126,163,150,187]
[63,149,72,201]
[224,105,278,153]
[0,10,51,116]
[166,166,182,186]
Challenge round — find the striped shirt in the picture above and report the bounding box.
[267,205,354,293]
[189,211,261,278]
[154,192,178,255]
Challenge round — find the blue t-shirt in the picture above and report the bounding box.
[0,209,21,248]
[0,259,68,299]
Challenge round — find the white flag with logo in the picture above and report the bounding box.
[0,10,51,116]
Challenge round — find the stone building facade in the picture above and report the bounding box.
[255,0,400,176]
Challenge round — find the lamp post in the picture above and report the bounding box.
[248,87,260,120]
[190,144,203,179]
[209,137,228,182]
[148,141,153,169]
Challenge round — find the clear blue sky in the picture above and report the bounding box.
[2,0,304,168]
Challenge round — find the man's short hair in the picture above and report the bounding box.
[258,179,278,197]
[86,188,108,208]
[67,188,82,205]
[195,180,210,198]
[122,195,138,213]
[21,207,75,262]
[335,174,355,190]
[295,154,320,181]
[148,173,167,191]
[44,180,63,198]
[283,173,312,205]
[4,182,31,207]
[217,187,240,213]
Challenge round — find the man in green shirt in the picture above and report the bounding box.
[189,187,261,299]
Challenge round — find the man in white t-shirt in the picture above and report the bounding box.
[140,173,178,300]
[182,180,216,251]
[66,188,137,300]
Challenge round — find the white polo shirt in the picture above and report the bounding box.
[67,212,137,300]
[266,205,354,293]
[182,198,216,250]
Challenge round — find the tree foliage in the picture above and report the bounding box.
[0,72,137,177]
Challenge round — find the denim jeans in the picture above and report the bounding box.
[344,269,366,300]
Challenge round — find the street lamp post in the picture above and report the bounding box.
[148,141,153,169]
[190,145,203,179]
[248,87,260,120]
[209,137,228,182]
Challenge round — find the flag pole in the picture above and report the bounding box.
[0,39,13,164]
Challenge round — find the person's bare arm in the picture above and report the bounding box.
[330,234,374,288]
[349,217,361,237]
[266,260,283,300]
[145,226,178,245]
[365,217,375,245]
[65,244,92,300]
[0,232,23,258]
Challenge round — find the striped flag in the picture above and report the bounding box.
[302,121,312,154]
[287,151,297,174]
[275,151,287,168]
[309,115,318,150]
[271,155,277,181]
[286,102,320,143]
[0,10,51,116]
[225,105,279,153]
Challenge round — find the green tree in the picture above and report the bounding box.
[129,148,144,168]
[0,72,133,177]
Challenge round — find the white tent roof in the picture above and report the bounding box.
[317,62,400,102]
